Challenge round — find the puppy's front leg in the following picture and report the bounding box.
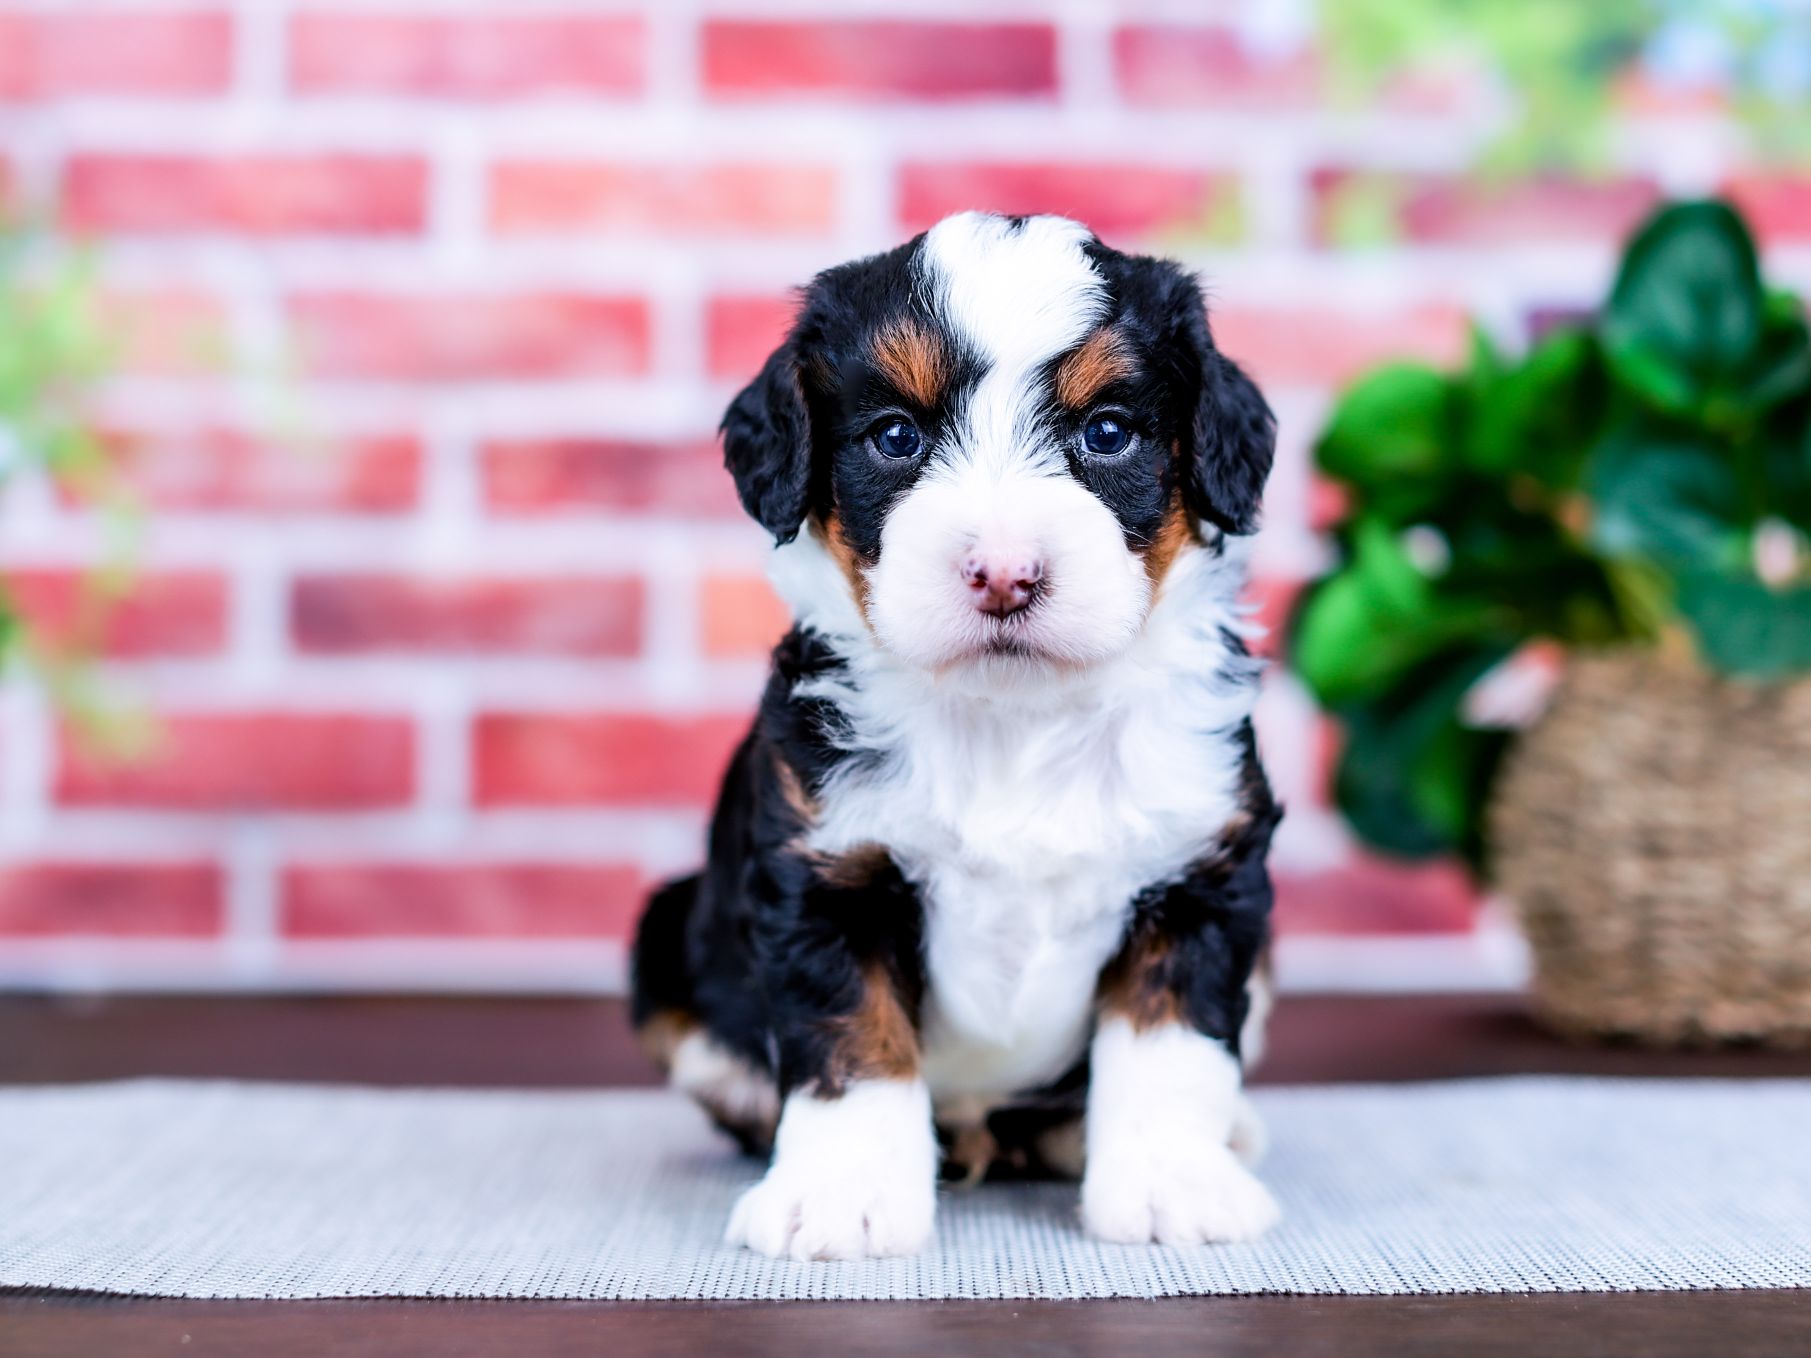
[1081,849,1280,1245]
[726,963,937,1260]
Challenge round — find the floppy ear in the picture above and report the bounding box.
[1173,283,1275,537]
[721,340,813,542]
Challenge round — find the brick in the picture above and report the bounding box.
[1273,855,1477,935]
[63,154,427,236]
[703,21,1056,100]
[59,714,414,810]
[1726,175,1811,246]
[481,438,739,517]
[707,294,795,381]
[1240,574,1303,661]
[1308,712,1341,809]
[1213,304,1469,389]
[489,161,837,236]
[1113,25,1317,107]
[289,13,642,97]
[102,290,230,375]
[700,575,790,658]
[1307,475,1350,533]
[5,568,228,658]
[288,293,649,380]
[474,712,747,807]
[899,163,1227,239]
[291,574,643,656]
[89,428,421,514]
[0,862,222,937]
[282,863,642,938]
[1311,170,1660,247]
[0,10,232,100]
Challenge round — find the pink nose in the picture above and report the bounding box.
[961,553,1044,619]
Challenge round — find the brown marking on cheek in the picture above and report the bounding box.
[1056,327,1135,409]
[870,318,951,409]
[1097,928,1183,1032]
[824,964,920,1088]
[634,1008,695,1071]
[815,512,874,624]
[1141,490,1199,592]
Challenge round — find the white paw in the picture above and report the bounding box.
[1228,1092,1268,1167]
[1081,1140,1280,1245]
[723,1079,938,1260]
[725,1161,935,1260]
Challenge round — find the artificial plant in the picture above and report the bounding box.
[1291,199,1811,871]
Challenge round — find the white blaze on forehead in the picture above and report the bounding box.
[919,212,1106,474]
[921,212,1105,372]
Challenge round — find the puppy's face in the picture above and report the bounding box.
[724,212,1274,674]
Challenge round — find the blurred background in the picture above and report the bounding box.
[0,0,1807,998]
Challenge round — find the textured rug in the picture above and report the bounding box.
[2,1077,1808,1300]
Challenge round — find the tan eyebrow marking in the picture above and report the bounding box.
[869,318,951,408]
[1056,327,1135,408]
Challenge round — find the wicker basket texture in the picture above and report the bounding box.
[1492,650,1811,1046]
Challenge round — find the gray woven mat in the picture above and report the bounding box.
[2,1077,1808,1299]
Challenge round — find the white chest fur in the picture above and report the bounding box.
[791,548,1262,1107]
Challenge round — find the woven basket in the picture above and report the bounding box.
[1491,648,1811,1046]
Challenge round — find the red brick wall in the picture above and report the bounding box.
[1,3,1798,992]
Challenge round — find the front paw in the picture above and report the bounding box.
[1081,1139,1279,1245]
[726,1161,935,1260]
[724,1078,937,1259]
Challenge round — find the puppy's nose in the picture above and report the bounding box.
[961,553,1043,618]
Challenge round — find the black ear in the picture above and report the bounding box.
[721,340,813,542]
[1174,284,1275,537]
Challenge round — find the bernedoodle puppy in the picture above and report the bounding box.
[632,211,1280,1260]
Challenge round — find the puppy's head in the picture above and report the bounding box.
[724,212,1273,675]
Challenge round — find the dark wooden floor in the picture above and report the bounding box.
[4,991,1810,1358]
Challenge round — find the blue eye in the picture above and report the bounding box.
[1082,414,1132,457]
[874,419,922,459]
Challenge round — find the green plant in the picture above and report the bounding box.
[1291,200,1811,871]
[0,221,142,726]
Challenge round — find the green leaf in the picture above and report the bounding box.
[1331,644,1513,867]
[1676,571,1811,680]
[1408,716,1513,860]
[1586,423,1748,569]
[1315,364,1456,501]
[1604,201,1764,414]
[1466,321,1507,387]
[1761,406,1811,532]
[1466,328,1605,485]
[1734,306,1811,416]
[1293,519,1502,706]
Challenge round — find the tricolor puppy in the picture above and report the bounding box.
[633,212,1280,1260]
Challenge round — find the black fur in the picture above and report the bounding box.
[1109,721,1280,1053]
[631,627,925,1102]
[1082,242,1276,538]
[721,238,983,556]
